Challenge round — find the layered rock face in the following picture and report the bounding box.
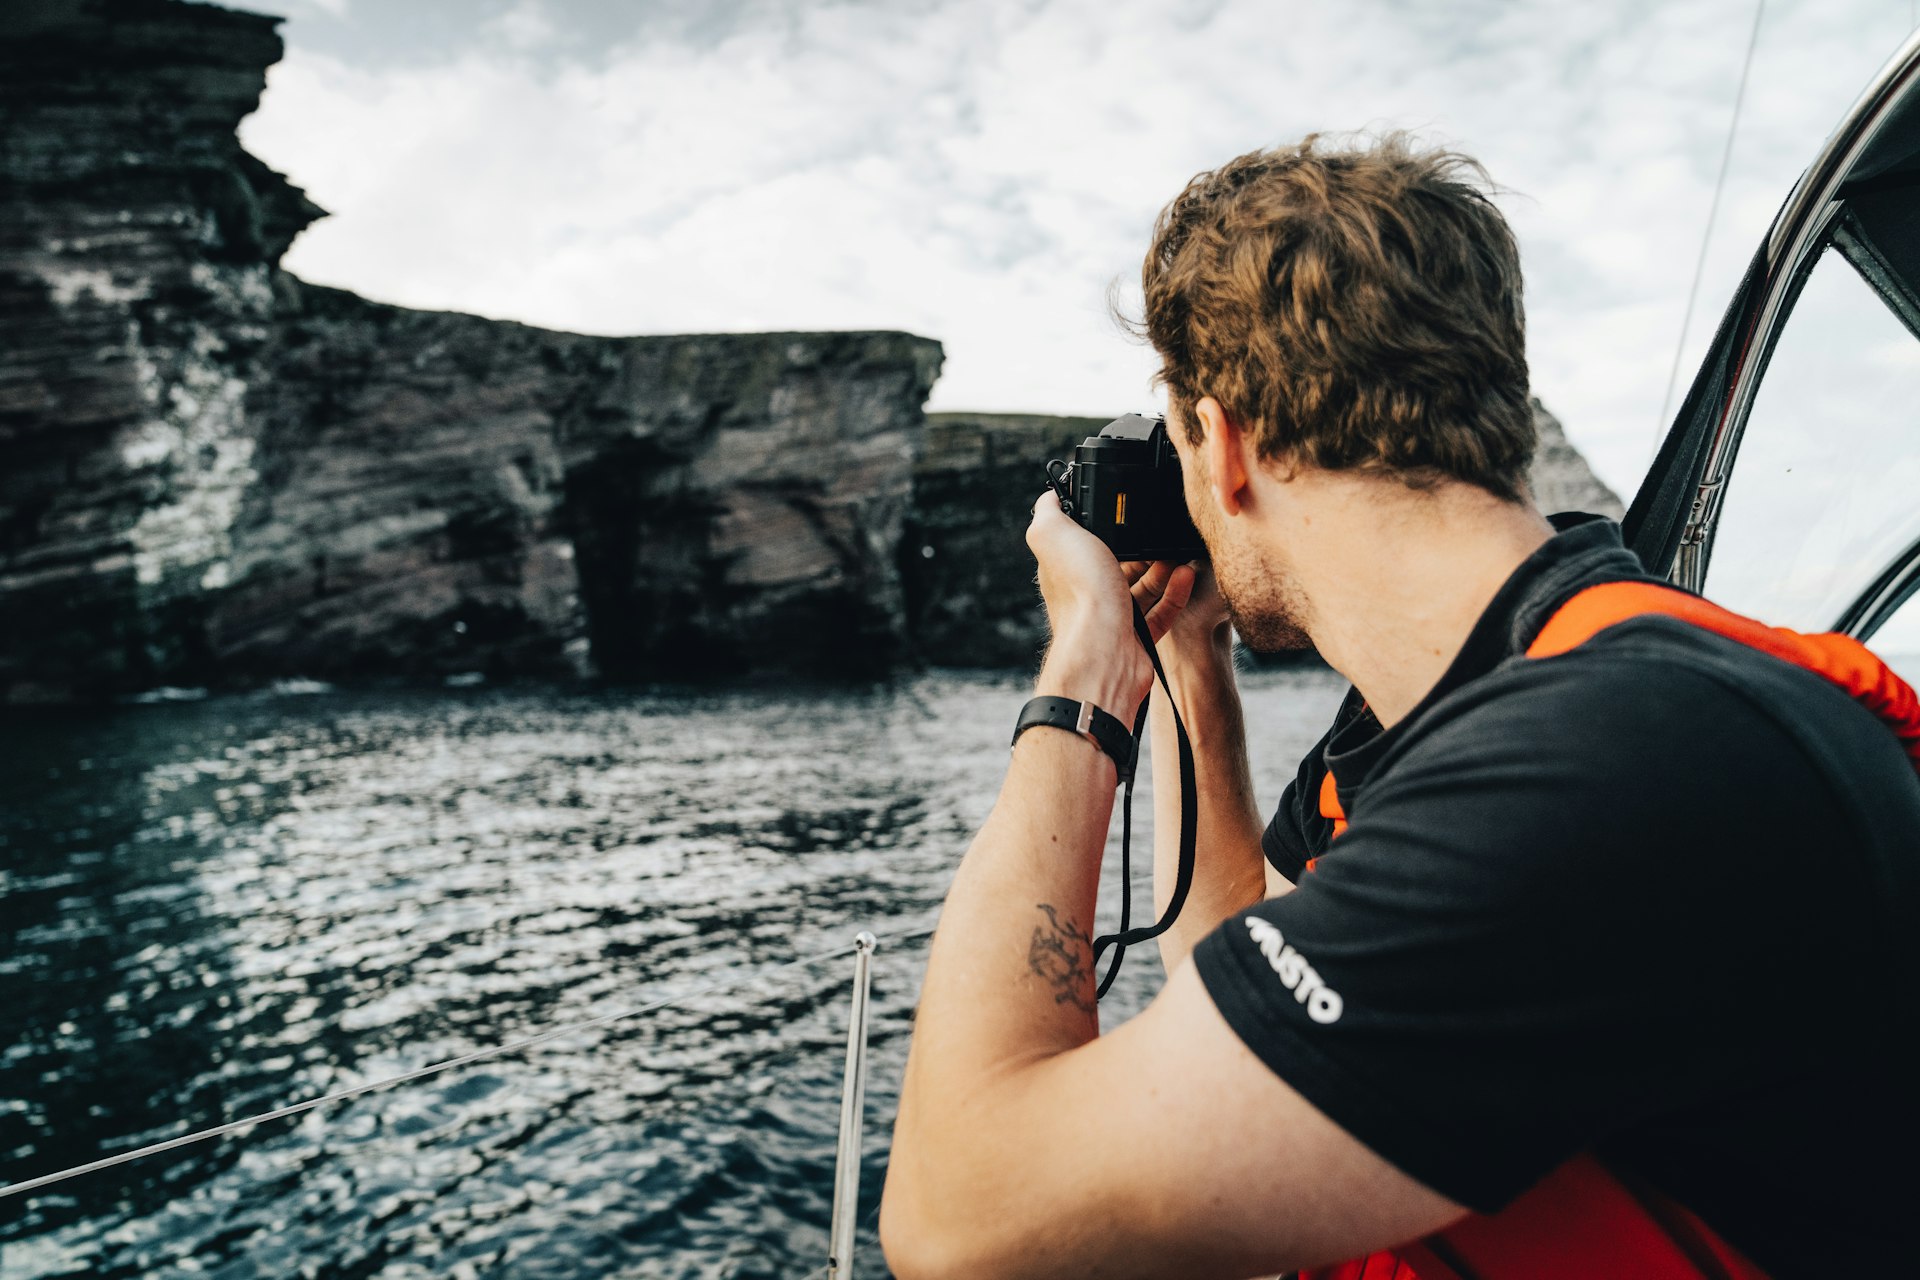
[906,403,1623,667]
[238,292,938,685]
[0,0,941,702]
[1528,401,1626,520]
[2,0,1624,700]
[0,0,315,699]
[903,413,1107,668]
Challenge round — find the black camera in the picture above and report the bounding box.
[1045,413,1206,562]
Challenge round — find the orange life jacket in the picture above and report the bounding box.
[1302,580,1920,1280]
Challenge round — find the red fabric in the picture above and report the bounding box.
[1296,580,1920,1280]
[1301,1156,1772,1279]
[1302,1253,1420,1280]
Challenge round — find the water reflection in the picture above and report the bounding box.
[1,704,254,1243]
[2,670,1346,1278]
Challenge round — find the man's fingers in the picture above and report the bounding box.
[1129,560,1177,605]
[1027,488,1071,555]
[1158,564,1197,614]
[1143,564,1198,641]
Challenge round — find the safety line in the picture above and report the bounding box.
[1656,0,1768,452]
[1,923,935,1202]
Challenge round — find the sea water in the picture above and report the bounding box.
[0,669,1345,1279]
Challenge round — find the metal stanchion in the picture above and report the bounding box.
[826,931,878,1280]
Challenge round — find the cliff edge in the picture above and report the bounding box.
[0,0,1624,701]
[0,0,942,702]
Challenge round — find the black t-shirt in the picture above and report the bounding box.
[1190,515,1920,1279]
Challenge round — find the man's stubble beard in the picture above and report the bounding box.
[1189,473,1314,654]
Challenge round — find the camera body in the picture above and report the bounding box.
[1046,413,1207,562]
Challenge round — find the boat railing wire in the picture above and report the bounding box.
[1654,0,1768,450]
[0,921,937,1203]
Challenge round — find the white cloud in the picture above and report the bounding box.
[484,1,558,51]
[239,0,1919,501]
[274,0,350,17]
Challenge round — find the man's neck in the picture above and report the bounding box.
[1273,475,1556,729]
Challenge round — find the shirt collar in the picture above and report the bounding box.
[1324,514,1649,785]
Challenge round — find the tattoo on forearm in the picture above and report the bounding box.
[1028,903,1096,1014]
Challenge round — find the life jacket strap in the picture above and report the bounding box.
[1296,578,1920,1280]
[1527,581,1920,774]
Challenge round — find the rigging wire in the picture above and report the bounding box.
[1655,0,1768,454]
[0,923,936,1203]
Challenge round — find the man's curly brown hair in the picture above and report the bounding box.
[1138,133,1536,501]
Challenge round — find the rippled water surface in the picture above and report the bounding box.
[1,668,1346,1279]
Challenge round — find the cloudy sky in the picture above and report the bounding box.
[238,0,1918,501]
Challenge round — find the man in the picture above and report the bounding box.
[879,134,1919,1279]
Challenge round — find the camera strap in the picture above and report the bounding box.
[1091,604,1199,998]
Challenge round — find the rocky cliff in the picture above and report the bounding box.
[236,292,938,686]
[905,403,1623,667]
[903,413,1107,668]
[0,0,942,702]
[1528,401,1626,519]
[1,0,1624,701]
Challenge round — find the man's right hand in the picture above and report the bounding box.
[1124,559,1232,663]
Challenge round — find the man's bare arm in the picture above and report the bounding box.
[880,693,1462,1280]
[886,959,1466,1280]
[881,496,1462,1280]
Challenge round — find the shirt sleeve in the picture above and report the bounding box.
[1261,689,1363,881]
[1192,650,1858,1212]
[1261,765,1319,882]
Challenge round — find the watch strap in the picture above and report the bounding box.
[1011,695,1137,784]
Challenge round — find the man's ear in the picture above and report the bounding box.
[1193,396,1251,517]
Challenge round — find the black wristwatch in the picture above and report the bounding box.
[1011,695,1137,785]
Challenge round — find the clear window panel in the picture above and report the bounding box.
[1870,589,1920,684]
[1705,247,1920,631]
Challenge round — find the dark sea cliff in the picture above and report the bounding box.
[0,0,1620,705]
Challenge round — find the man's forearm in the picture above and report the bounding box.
[884,722,1117,1264]
[1150,631,1267,974]
[904,731,1112,1065]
